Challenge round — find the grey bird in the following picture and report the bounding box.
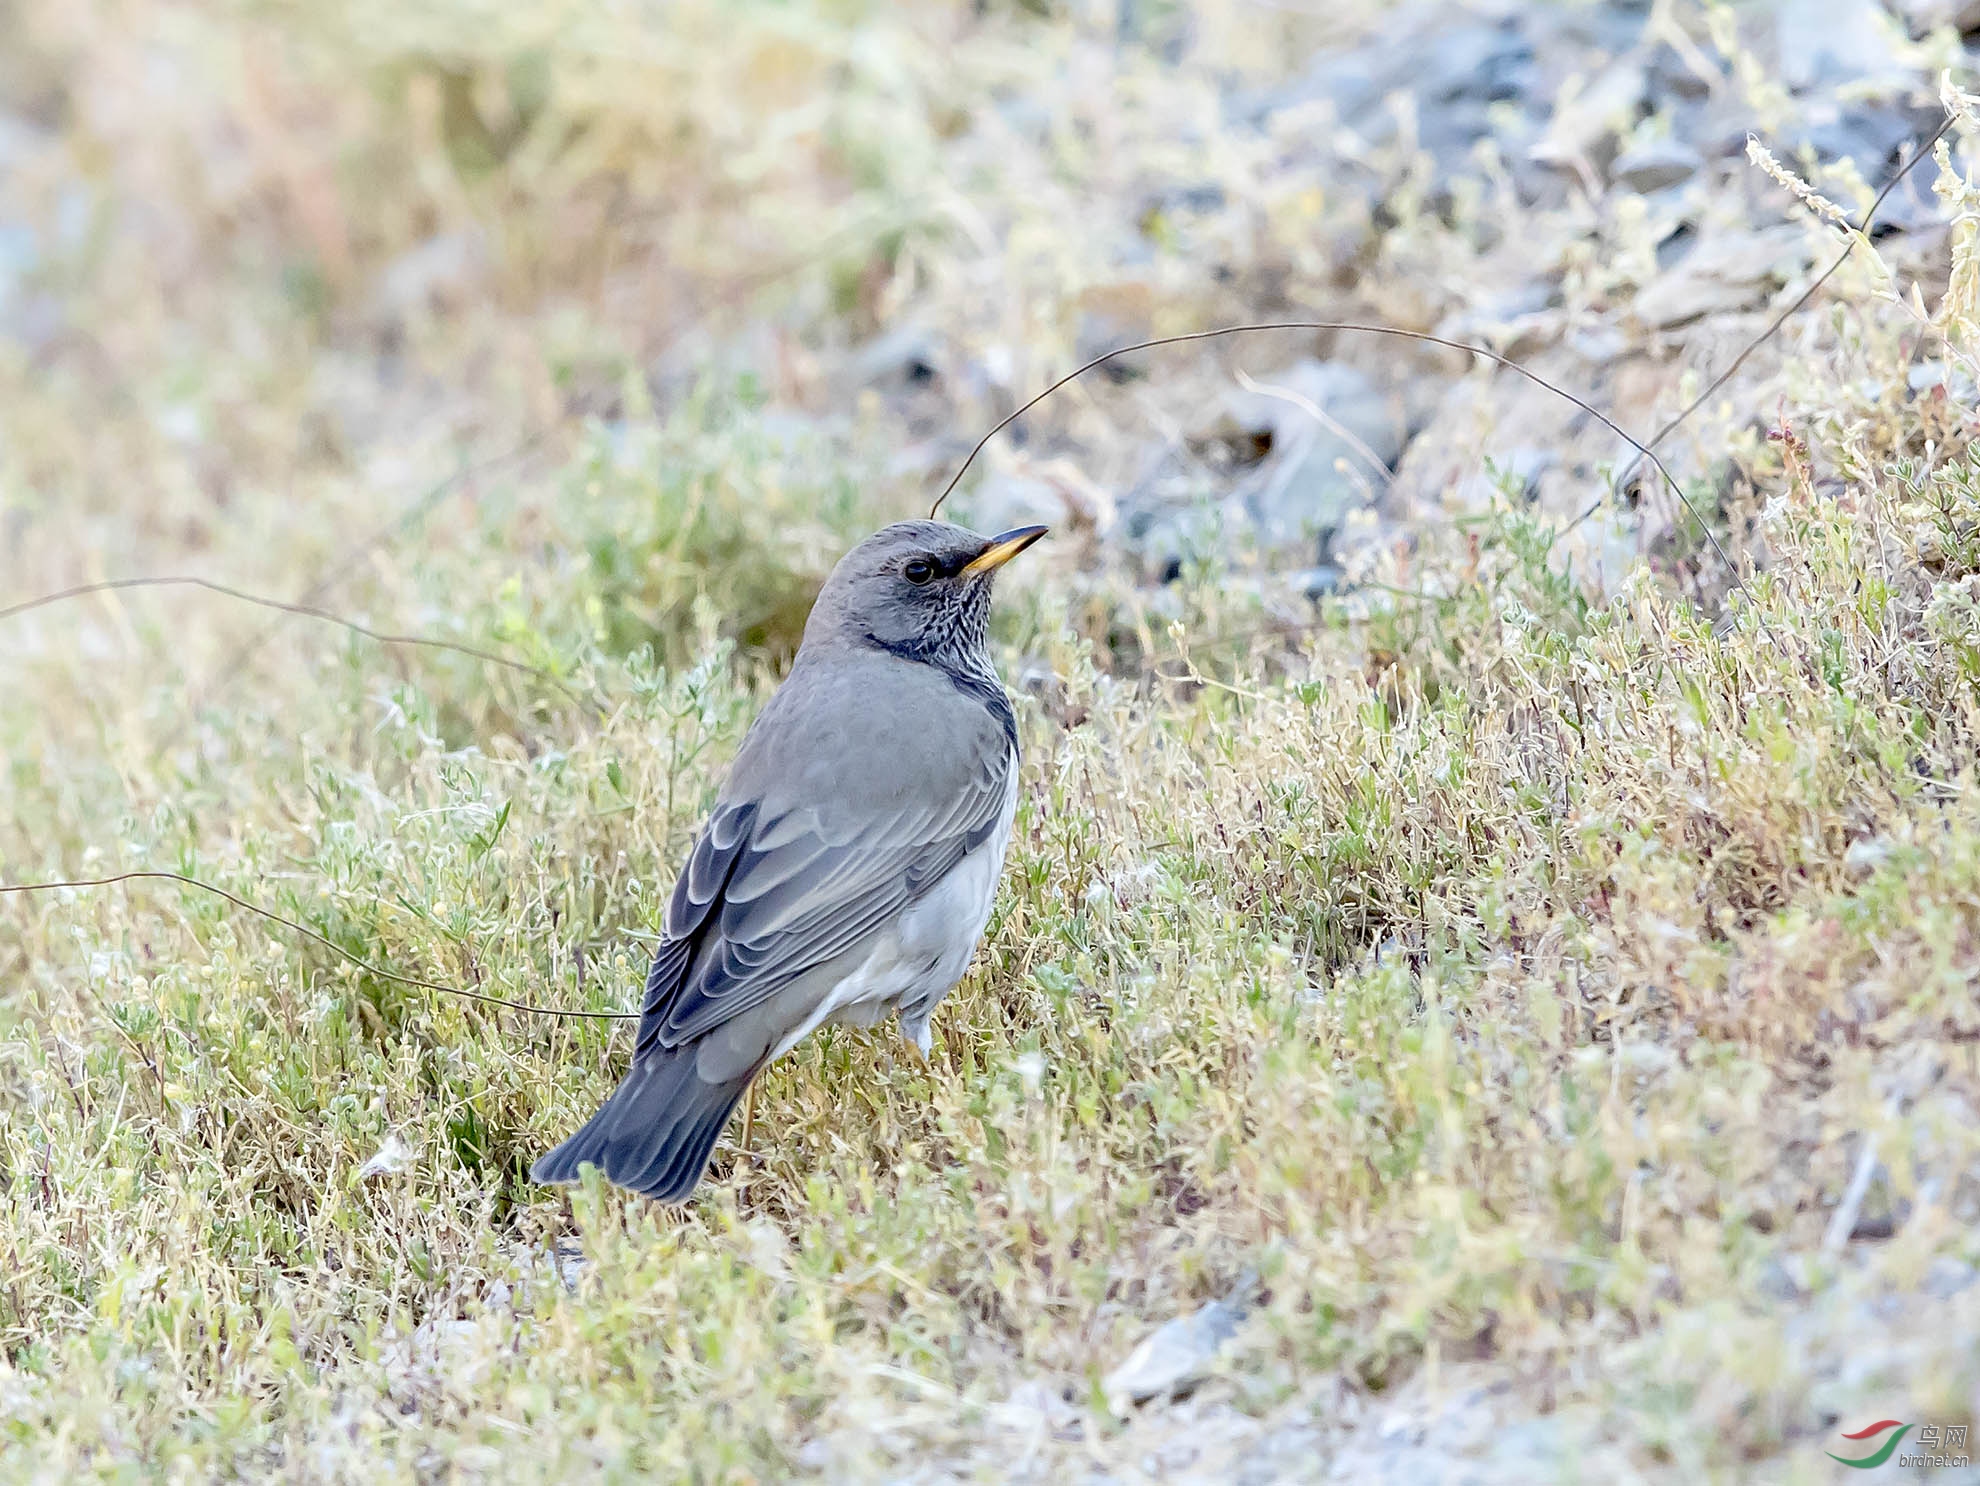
[533,519,1048,1202]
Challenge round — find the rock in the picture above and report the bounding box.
[1889,0,1980,33]
[1790,97,1941,178]
[1248,1,1674,213]
[1119,360,1400,577]
[1295,564,1345,599]
[847,324,945,390]
[1103,1297,1246,1412]
[970,457,1118,538]
[1323,1368,1622,1485]
[1645,40,1717,100]
[1923,1257,1977,1298]
[993,1378,1079,1435]
[1528,58,1648,175]
[1074,279,1159,381]
[1631,225,1813,328]
[1611,137,1704,193]
[1755,1255,1810,1302]
[371,229,488,321]
[1252,10,1545,186]
[1566,323,1630,364]
[1453,446,1557,513]
[1910,360,1980,403]
[1785,99,1950,233]
[356,1132,414,1180]
[1472,277,1561,324]
[1129,502,1227,584]
[970,475,1069,537]
[1222,360,1400,551]
[1776,0,1910,90]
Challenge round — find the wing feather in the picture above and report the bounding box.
[632,739,1013,1055]
[635,799,755,1059]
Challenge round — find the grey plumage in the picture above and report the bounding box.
[534,519,1046,1202]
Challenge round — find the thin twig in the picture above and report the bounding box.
[0,870,638,1022]
[190,432,556,723]
[928,320,1739,586]
[933,114,1962,606]
[1579,111,1960,527]
[0,575,596,710]
[1232,367,1395,483]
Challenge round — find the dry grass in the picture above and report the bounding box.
[3,2,1980,1481]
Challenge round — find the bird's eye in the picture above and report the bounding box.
[903,558,936,585]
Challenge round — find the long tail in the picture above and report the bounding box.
[532,1044,754,1203]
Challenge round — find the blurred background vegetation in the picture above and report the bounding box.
[3,0,1980,1479]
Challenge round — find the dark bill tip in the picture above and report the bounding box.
[960,524,1049,576]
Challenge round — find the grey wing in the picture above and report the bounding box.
[633,739,1014,1061]
[632,798,755,1060]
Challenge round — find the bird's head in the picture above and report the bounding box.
[805,520,1048,671]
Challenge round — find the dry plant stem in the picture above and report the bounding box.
[937,113,1958,603]
[0,575,597,710]
[8,120,1955,1029]
[7,7,1980,1469]
[0,870,638,1022]
[186,430,557,728]
[27,117,1951,705]
[194,206,915,708]
[928,320,1739,587]
[1585,111,1961,521]
[1232,367,1395,484]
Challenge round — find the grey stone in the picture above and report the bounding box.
[1074,299,1155,381]
[1528,57,1649,175]
[1103,1298,1246,1411]
[970,475,1068,539]
[1611,138,1705,193]
[1889,0,1980,33]
[1131,501,1229,585]
[1910,361,1980,403]
[1755,1255,1810,1302]
[1646,40,1717,99]
[1323,1373,1618,1485]
[1923,1257,1977,1298]
[847,324,945,390]
[1222,360,1400,550]
[1297,565,1345,600]
[1789,98,1941,180]
[1470,278,1559,324]
[1454,446,1558,512]
[1416,19,1539,106]
[1251,9,1543,183]
[1777,0,1910,90]
[1120,360,1401,576]
[1631,225,1813,328]
[372,230,488,320]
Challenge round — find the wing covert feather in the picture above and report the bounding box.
[633,735,1013,1055]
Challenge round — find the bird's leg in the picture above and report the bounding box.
[901,1007,934,1064]
[740,1081,757,1157]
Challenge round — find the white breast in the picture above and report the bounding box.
[770,761,1019,1060]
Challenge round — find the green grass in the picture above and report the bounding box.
[3,2,1980,1480]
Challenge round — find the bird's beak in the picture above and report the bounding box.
[961,525,1049,576]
